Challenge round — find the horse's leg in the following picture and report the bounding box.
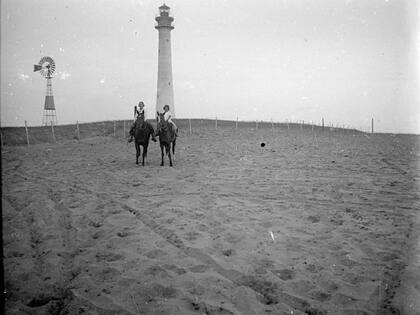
[135,143,140,165]
[160,144,164,166]
[142,143,148,166]
[150,126,157,142]
[172,138,176,156]
[167,144,173,167]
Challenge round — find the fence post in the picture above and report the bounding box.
[51,121,56,143]
[113,121,116,137]
[215,116,218,130]
[51,121,56,142]
[189,118,192,135]
[371,118,374,134]
[24,121,30,146]
[322,117,324,132]
[76,121,80,140]
[123,120,126,138]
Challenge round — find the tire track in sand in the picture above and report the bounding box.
[120,203,325,314]
[8,155,325,314]
[3,167,83,313]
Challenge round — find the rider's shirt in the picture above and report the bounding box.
[137,107,145,116]
[164,111,173,122]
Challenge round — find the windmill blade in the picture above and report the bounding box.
[34,64,42,72]
[37,56,56,78]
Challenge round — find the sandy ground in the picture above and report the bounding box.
[2,127,420,315]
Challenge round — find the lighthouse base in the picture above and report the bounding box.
[43,109,58,126]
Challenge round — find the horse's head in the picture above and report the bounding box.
[156,112,169,135]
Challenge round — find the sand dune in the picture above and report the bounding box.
[2,127,420,314]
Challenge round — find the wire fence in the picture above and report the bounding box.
[0,118,367,147]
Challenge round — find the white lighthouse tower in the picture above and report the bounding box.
[155,3,175,116]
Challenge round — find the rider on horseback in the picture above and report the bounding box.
[128,101,156,143]
[162,105,178,136]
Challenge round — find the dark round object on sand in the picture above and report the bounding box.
[260,142,266,147]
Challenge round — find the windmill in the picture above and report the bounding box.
[34,56,57,126]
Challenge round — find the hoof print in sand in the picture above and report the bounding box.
[197,223,209,232]
[259,259,275,268]
[307,215,320,223]
[338,256,359,268]
[342,272,365,285]
[7,251,25,258]
[26,290,74,313]
[305,263,322,273]
[184,231,201,241]
[272,269,295,281]
[101,288,112,294]
[254,266,267,275]
[309,290,331,302]
[190,299,234,315]
[304,307,327,315]
[376,251,400,263]
[163,264,186,275]
[146,265,169,277]
[144,249,167,259]
[189,264,209,273]
[134,283,177,302]
[340,310,374,315]
[117,230,129,238]
[88,220,103,228]
[27,295,55,308]
[330,217,344,225]
[91,230,105,239]
[222,249,234,257]
[91,266,121,282]
[333,293,358,307]
[95,251,124,262]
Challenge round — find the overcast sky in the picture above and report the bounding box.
[1,0,419,133]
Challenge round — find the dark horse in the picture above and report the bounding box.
[133,113,156,165]
[156,112,177,167]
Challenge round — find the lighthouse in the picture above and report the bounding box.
[155,4,175,116]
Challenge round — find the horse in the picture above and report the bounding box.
[133,113,156,166]
[155,112,177,167]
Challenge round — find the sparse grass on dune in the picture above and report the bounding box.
[1,118,364,146]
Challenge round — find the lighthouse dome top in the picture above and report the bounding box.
[159,3,170,15]
[155,3,174,28]
[159,3,170,10]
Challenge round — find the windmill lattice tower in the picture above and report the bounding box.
[34,56,58,126]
